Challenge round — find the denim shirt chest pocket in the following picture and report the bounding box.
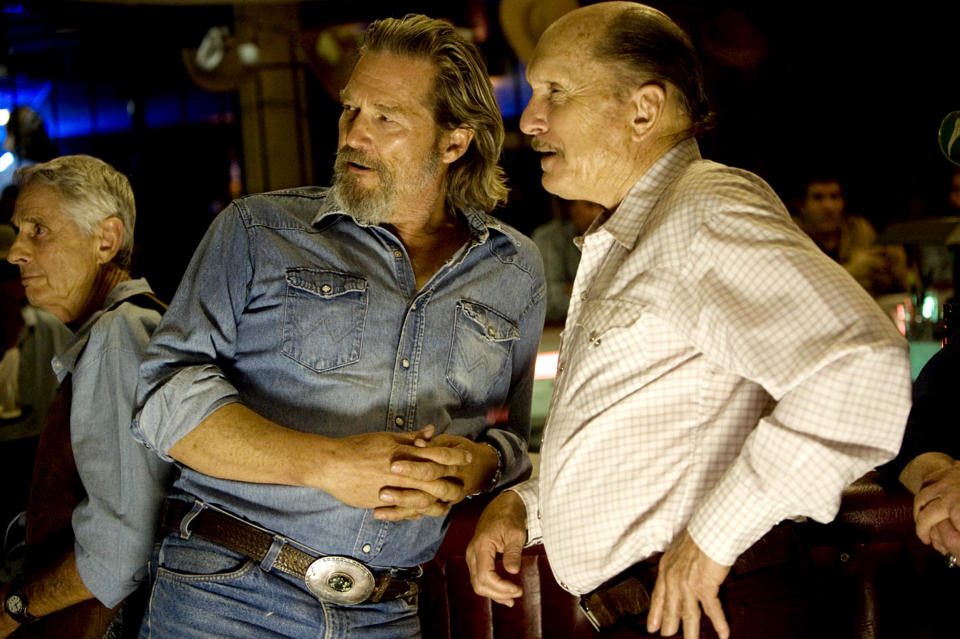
[281,268,367,372]
[445,300,519,407]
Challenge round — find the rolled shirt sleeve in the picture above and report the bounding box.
[133,205,251,458]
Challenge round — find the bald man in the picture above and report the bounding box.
[463,3,911,638]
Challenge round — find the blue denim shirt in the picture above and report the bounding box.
[53,278,173,608]
[133,187,545,568]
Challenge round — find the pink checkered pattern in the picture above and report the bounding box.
[512,139,912,595]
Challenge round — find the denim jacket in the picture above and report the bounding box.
[133,187,545,567]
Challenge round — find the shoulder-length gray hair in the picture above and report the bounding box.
[359,14,508,213]
[16,154,136,270]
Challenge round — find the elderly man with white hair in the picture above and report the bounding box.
[466,4,912,638]
[1,155,171,638]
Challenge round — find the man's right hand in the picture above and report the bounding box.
[465,490,528,606]
[171,406,473,522]
[900,453,960,557]
[378,433,501,520]
[318,426,472,519]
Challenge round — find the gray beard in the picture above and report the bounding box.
[331,150,394,225]
[331,146,441,225]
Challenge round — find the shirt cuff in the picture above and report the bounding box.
[508,479,542,546]
[133,364,240,461]
[74,538,142,609]
[686,462,787,566]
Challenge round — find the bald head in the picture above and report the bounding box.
[541,2,712,136]
[544,1,645,45]
[520,2,709,207]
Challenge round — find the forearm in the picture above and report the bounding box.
[169,402,334,489]
[26,551,93,616]
[1,551,94,634]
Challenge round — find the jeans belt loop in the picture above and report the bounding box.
[260,535,285,573]
[179,500,206,540]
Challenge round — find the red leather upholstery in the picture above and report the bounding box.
[419,496,594,639]
[803,472,951,639]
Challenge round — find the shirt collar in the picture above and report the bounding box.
[312,189,499,244]
[52,278,154,380]
[595,137,701,251]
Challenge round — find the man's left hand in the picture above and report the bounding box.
[914,460,960,556]
[646,531,731,639]
[374,433,498,521]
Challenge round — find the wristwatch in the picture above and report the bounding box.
[468,441,503,497]
[3,580,37,625]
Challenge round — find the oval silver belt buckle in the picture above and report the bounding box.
[304,556,376,605]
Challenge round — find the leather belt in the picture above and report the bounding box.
[161,497,421,606]
[579,557,659,631]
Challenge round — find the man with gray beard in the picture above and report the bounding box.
[131,14,545,639]
[333,144,440,225]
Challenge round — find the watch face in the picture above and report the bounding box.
[6,594,25,615]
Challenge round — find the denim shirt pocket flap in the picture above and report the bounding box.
[458,300,520,343]
[445,300,519,406]
[281,268,367,373]
[285,269,367,298]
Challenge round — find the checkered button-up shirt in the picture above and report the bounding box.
[512,138,911,595]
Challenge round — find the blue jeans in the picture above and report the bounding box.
[137,533,421,639]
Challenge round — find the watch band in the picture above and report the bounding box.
[4,577,37,625]
[470,441,503,496]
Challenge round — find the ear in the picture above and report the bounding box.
[628,83,667,141]
[94,216,124,265]
[439,126,475,165]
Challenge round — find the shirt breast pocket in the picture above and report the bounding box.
[445,300,519,407]
[281,268,367,372]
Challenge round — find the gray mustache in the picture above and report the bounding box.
[335,148,384,173]
[530,140,560,155]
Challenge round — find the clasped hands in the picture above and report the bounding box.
[324,425,497,521]
[912,456,960,558]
